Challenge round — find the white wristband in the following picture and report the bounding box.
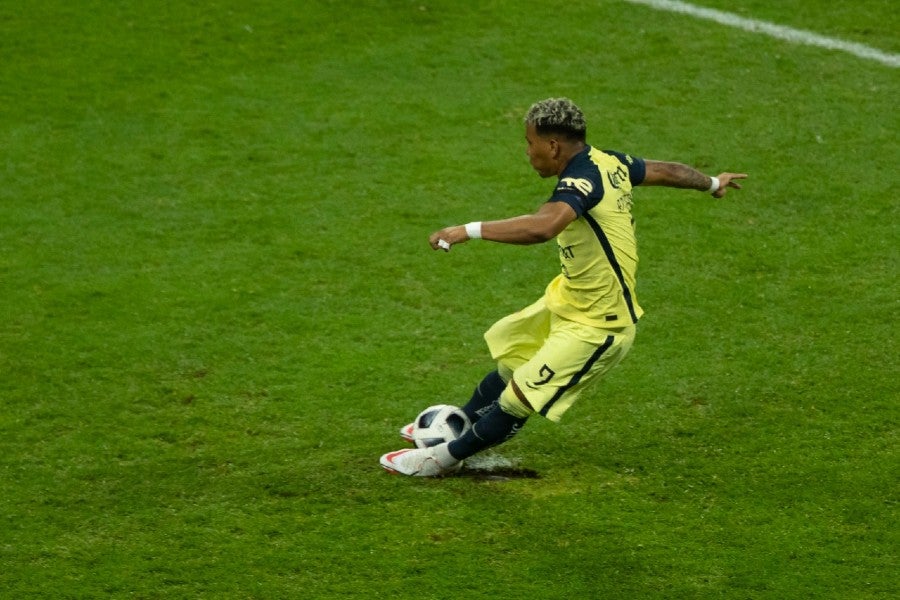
[465,221,483,239]
[707,176,720,194]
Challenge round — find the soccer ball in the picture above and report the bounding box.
[412,404,471,449]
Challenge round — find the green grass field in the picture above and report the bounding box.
[1,1,897,597]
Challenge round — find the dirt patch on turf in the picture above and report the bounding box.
[455,466,541,481]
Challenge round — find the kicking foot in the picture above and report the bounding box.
[399,422,415,444]
[380,446,461,477]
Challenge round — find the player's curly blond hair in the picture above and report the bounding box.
[525,97,586,141]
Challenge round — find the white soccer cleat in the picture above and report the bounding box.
[399,422,415,444]
[379,446,461,477]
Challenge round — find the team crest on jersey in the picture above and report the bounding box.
[607,165,629,190]
[558,177,593,196]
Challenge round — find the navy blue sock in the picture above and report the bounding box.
[461,370,506,423]
[448,402,527,461]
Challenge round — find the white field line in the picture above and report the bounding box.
[622,0,900,68]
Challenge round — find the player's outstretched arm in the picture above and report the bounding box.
[642,160,747,198]
[429,201,576,252]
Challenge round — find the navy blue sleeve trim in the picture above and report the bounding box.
[548,195,584,217]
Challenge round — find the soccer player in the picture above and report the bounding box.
[380,97,747,477]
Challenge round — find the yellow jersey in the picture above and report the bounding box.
[544,146,646,328]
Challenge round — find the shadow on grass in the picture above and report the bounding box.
[453,466,541,481]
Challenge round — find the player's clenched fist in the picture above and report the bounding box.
[429,225,466,251]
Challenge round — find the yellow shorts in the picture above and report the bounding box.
[484,296,636,422]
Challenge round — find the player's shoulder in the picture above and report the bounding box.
[559,146,603,181]
[597,148,646,184]
[598,148,642,167]
[556,147,603,199]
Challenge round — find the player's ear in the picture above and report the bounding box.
[549,138,560,157]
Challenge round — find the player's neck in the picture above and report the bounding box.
[554,141,587,176]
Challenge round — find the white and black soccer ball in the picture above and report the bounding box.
[412,404,471,449]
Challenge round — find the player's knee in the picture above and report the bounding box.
[498,386,533,419]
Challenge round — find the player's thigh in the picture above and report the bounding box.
[506,321,635,421]
[484,297,551,371]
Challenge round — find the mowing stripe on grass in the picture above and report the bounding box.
[622,0,900,68]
